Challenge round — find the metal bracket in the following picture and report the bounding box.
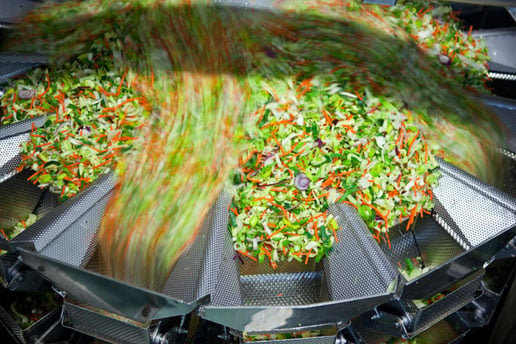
[490,235,516,262]
[457,287,501,328]
[0,255,45,291]
[366,308,410,338]
[338,323,368,344]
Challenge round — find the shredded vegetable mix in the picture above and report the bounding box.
[398,256,429,281]
[244,330,322,341]
[386,0,490,93]
[0,214,38,240]
[2,0,506,288]
[228,0,494,267]
[0,34,148,200]
[230,74,439,264]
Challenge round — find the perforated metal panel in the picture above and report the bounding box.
[38,187,113,267]
[0,133,27,179]
[63,302,150,344]
[406,272,484,336]
[434,162,516,247]
[0,116,48,181]
[0,54,45,83]
[209,227,243,307]
[377,159,516,300]
[0,170,115,270]
[162,192,232,302]
[0,0,42,26]
[0,63,39,83]
[326,204,399,300]
[499,148,516,199]
[241,272,325,306]
[204,202,399,332]
[0,170,47,234]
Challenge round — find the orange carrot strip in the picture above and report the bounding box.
[305,249,312,264]
[407,131,419,156]
[267,224,288,239]
[93,159,112,169]
[238,250,257,262]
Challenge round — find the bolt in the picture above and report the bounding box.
[173,326,187,335]
[474,309,485,323]
[152,332,169,344]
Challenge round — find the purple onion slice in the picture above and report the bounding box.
[294,173,310,191]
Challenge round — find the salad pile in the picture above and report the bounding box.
[0,213,37,241]
[385,0,490,93]
[229,0,490,267]
[0,33,148,201]
[230,74,439,265]
[2,0,503,289]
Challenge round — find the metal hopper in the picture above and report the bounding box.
[202,202,400,334]
[358,159,516,338]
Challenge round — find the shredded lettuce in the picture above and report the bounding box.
[0,33,149,200]
[229,73,439,266]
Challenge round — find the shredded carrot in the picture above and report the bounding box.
[261,118,294,130]
[385,231,391,249]
[0,228,8,240]
[287,149,306,162]
[238,250,257,262]
[37,73,51,100]
[93,159,113,169]
[407,131,419,156]
[102,97,142,112]
[271,133,285,154]
[305,249,312,264]
[322,108,333,125]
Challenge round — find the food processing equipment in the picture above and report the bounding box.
[1,1,516,343]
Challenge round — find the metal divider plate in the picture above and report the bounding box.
[405,270,484,337]
[62,301,151,344]
[0,53,46,82]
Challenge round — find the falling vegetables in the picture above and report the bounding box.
[1,0,506,288]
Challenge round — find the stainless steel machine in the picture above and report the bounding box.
[0,1,515,343]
